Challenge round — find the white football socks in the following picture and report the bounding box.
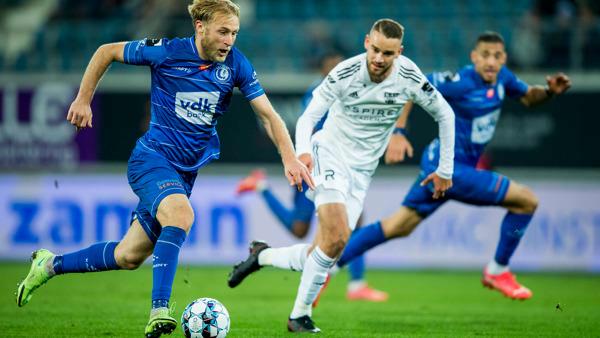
[347,280,367,292]
[290,246,334,319]
[258,244,309,271]
[45,255,57,277]
[486,260,509,275]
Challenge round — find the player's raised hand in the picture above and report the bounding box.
[420,172,452,199]
[284,155,315,192]
[66,99,93,129]
[546,72,571,95]
[384,134,413,164]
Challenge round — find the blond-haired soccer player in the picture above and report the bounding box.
[229,19,455,333]
[15,1,313,337]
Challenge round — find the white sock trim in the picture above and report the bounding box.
[487,260,509,275]
[257,248,272,266]
[348,280,367,292]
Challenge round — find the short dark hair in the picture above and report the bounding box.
[476,31,505,46]
[370,19,404,40]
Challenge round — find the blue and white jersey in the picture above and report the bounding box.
[123,37,264,171]
[425,65,528,167]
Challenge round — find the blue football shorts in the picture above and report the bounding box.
[402,158,511,218]
[292,182,316,224]
[127,143,197,243]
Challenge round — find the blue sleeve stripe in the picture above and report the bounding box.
[245,88,264,100]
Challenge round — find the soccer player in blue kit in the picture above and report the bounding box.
[15,1,313,337]
[334,31,571,300]
[236,52,388,303]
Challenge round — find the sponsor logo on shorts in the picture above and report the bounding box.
[157,179,184,190]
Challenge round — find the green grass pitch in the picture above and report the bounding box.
[1,263,599,337]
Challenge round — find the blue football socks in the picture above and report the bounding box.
[347,254,365,281]
[338,221,386,267]
[53,241,120,274]
[261,189,294,232]
[494,212,533,265]
[151,226,187,309]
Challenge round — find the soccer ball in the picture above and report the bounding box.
[181,297,230,338]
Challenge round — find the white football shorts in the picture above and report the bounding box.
[306,139,374,231]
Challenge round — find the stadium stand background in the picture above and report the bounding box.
[2,0,600,73]
[0,0,598,169]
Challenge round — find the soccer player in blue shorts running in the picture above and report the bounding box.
[14,1,313,337]
[335,31,571,300]
[236,52,388,303]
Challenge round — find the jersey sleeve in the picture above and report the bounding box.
[408,66,455,179]
[502,67,529,99]
[428,70,467,99]
[234,53,265,101]
[122,38,169,67]
[311,66,346,105]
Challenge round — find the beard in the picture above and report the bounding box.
[200,38,226,62]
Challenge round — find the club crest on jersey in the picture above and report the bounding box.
[214,64,231,83]
[175,91,220,125]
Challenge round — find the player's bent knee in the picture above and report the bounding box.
[291,222,310,239]
[115,249,148,270]
[522,188,539,214]
[156,195,195,231]
[507,184,539,214]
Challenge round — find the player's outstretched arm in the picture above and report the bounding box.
[67,42,126,129]
[385,101,414,164]
[250,95,315,191]
[520,72,572,107]
[414,86,455,199]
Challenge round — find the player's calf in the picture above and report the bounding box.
[114,247,150,270]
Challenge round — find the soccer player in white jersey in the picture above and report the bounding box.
[228,19,456,333]
[335,31,572,300]
[15,1,313,337]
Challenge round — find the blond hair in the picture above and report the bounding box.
[188,0,240,23]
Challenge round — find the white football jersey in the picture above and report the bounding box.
[296,53,455,178]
